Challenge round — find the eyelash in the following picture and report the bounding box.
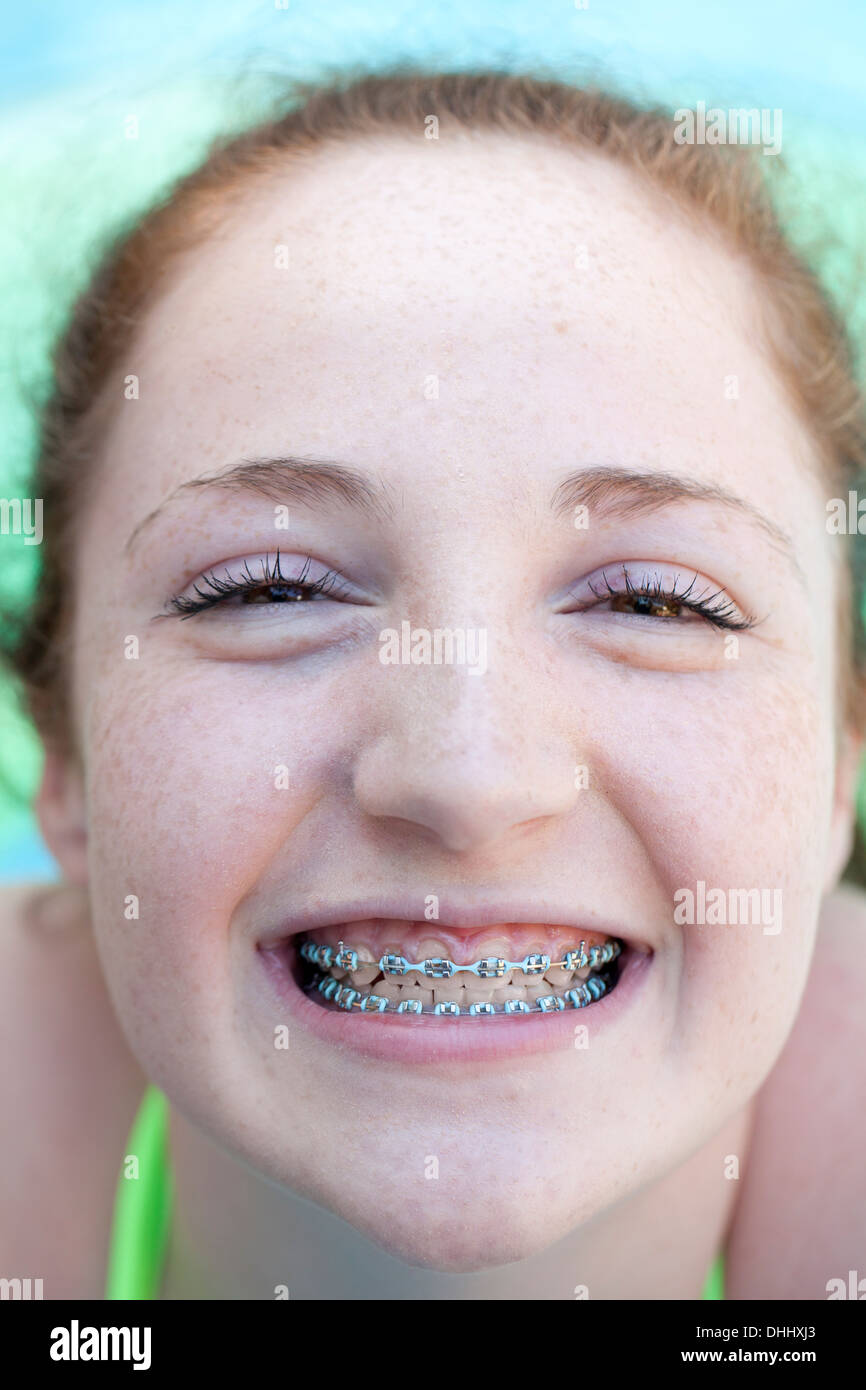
[167,556,755,633]
[168,553,349,618]
[576,567,757,632]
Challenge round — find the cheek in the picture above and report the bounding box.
[625,669,833,884]
[592,662,832,1071]
[80,657,344,1069]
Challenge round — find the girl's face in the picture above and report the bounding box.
[52,135,857,1270]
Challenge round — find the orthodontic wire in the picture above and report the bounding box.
[298,938,621,978]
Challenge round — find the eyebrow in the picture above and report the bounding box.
[551,465,806,584]
[125,455,805,584]
[124,456,395,554]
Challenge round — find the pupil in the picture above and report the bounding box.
[242,582,306,604]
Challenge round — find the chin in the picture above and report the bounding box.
[323,1181,580,1273]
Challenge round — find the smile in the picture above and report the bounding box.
[298,936,622,1015]
[257,912,654,1063]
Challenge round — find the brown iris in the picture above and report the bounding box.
[610,593,681,618]
[241,583,310,604]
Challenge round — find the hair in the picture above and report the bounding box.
[4,66,866,873]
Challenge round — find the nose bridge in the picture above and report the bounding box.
[352,635,579,852]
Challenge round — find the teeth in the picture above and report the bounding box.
[301,936,617,980]
[349,963,380,987]
[429,978,507,1005]
[500,966,530,986]
[543,965,575,987]
[401,968,433,987]
[299,933,621,1015]
[371,978,404,1001]
[307,966,614,1015]
[360,994,389,1013]
[433,982,466,1004]
[416,940,453,977]
[492,983,528,1004]
[470,937,512,977]
[399,982,434,1007]
[381,953,411,977]
[563,944,588,971]
[462,980,499,1005]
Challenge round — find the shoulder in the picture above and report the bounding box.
[726,883,866,1299]
[0,880,147,1298]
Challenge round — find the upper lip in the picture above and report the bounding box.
[256,893,651,952]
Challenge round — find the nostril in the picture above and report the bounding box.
[352,731,578,856]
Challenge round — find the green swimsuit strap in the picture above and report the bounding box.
[105,1083,173,1300]
[104,1083,725,1300]
[701,1250,726,1300]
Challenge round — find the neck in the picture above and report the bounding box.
[158,1101,753,1299]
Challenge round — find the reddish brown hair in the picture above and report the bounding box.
[4,68,866,841]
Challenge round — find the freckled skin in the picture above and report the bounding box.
[44,134,861,1286]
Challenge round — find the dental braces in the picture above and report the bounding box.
[298,937,622,978]
[305,967,615,1015]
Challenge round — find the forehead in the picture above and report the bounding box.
[103,132,815,518]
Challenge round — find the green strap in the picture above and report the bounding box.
[104,1083,724,1301]
[701,1250,726,1300]
[104,1084,173,1300]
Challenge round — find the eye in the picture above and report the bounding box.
[562,565,757,632]
[166,553,354,619]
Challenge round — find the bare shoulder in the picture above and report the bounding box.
[0,880,147,1298]
[726,883,866,1299]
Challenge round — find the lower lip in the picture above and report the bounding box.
[257,939,654,1065]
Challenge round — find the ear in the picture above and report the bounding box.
[35,744,89,887]
[824,723,866,892]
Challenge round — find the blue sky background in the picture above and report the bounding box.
[2,0,865,874]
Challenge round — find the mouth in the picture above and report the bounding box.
[257,911,654,1063]
[265,920,629,1018]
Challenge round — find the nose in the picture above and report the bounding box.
[352,652,581,854]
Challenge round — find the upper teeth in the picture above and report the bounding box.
[299,938,620,977]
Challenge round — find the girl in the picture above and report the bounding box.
[2,70,865,1300]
